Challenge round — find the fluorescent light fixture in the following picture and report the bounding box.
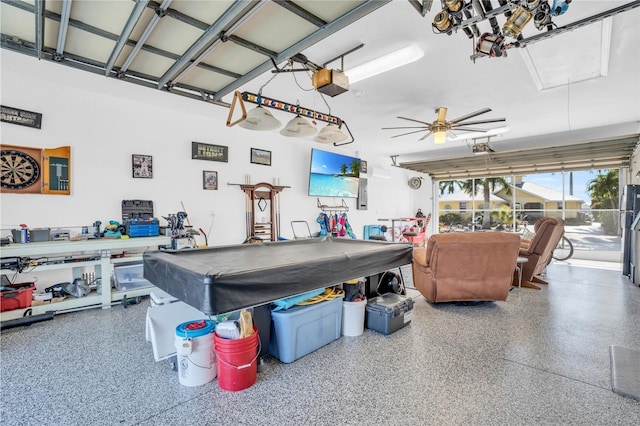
[447,126,510,141]
[347,44,424,84]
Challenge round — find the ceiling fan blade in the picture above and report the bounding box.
[397,116,432,126]
[448,107,492,124]
[390,129,430,138]
[418,131,433,141]
[450,127,494,132]
[453,117,506,126]
[436,107,447,123]
[382,126,430,130]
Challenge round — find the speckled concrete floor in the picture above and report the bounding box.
[2,262,639,425]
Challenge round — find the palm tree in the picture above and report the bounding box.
[459,177,511,229]
[587,169,618,210]
[587,169,619,232]
[439,180,460,195]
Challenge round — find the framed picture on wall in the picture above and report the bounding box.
[132,154,153,178]
[203,170,218,190]
[250,148,271,166]
[192,141,228,162]
[360,160,368,174]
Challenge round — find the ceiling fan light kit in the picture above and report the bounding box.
[382,106,506,144]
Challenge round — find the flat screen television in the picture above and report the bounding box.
[308,148,361,198]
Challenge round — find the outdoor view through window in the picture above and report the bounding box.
[437,170,621,261]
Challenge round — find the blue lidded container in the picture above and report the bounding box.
[175,319,216,339]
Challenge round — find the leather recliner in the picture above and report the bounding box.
[412,232,521,303]
[518,217,565,289]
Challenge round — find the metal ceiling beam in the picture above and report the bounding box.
[226,34,278,58]
[34,0,44,59]
[271,0,326,27]
[146,0,209,30]
[54,0,72,60]
[168,0,267,87]
[213,0,392,101]
[120,0,173,73]
[157,0,253,90]
[104,0,149,76]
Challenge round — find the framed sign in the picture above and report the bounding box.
[203,170,218,190]
[132,154,153,178]
[1,105,43,129]
[192,142,228,162]
[250,148,271,166]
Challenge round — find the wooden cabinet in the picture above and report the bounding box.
[0,236,170,321]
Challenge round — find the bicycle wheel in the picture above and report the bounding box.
[553,235,574,261]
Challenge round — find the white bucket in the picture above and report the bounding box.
[341,299,367,336]
[175,320,217,387]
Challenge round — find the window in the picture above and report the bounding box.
[444,204,452,211]
[460,202,467,212]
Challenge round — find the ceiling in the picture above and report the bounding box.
[2,0,639,177]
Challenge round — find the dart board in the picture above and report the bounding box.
[1,149,41,190]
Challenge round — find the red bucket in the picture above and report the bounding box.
[214,326,260,392]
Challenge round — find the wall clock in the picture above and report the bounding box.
[1,149,41,189]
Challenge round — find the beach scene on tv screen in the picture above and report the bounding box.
[309,149,360,198]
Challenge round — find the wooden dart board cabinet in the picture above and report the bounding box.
[1,144,71,195]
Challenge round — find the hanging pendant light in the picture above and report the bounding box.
[239,106,281,131]
[280,115,317,137]
[313,124,348,144]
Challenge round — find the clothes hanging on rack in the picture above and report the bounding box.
[342,212,356,239]
[317,213,328,236]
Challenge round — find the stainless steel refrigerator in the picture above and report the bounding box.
[622,184,640,278]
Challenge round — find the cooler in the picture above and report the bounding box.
[366,293,414,335]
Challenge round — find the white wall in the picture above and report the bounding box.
[1,51,432,245]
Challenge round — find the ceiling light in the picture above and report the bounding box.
[280,115,316,137]
[313,124,348,144]
[433,129,447,144]
[239,106,281,131]
[347,44,424,84]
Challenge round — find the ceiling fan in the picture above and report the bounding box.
[382,107,506,144]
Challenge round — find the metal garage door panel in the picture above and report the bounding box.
[59,26,116,64]
[179,68,236,93]
[233,2,317,53]
[171,0,235,24]
[200,41,269,75]
[128,50,177,78]
[145,16,204,57]
[0,4,35,42]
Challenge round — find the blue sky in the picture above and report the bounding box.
[310,148,360,175]
[523,170,603,204]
